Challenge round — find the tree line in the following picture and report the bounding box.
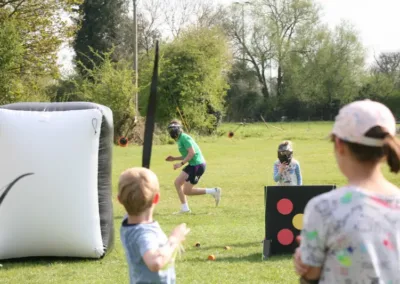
[1,0,399,139]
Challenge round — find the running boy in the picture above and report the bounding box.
[118,167,190,284]
[273,140,303,185]
[166,119,221,214]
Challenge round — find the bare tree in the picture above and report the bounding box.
[114,0,163,60]
[161,0,197,38]
[257,0,320,96]
[154,0,224,39]
[372,51,400,89]
[222,3,273,98]
[195,0,225,28]
[373,52,400,75]
[139,0,163,52]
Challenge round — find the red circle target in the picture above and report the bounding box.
[277,229,294,245]
[277,198,293,215]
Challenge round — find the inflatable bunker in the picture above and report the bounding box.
[0,102,114,260]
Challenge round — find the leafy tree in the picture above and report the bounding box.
[53,51,137,140]
[358,51,400,117]
[225,62,264,121]
[0,0,82,78]
[260,0,320,97]
[282,22,365,119]
[0,16,23,103]
[0,0,82,103]
[140,27,232,133]
[116,0,225,63]
[222,0,319,99]
[73,0,127,74]
[222,4,272,99]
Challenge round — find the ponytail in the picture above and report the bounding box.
[335,126,400,174]
[383,135,400,173]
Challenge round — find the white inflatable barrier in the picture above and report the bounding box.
[0,102,114,260]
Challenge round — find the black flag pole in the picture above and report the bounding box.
[142,41,160,169]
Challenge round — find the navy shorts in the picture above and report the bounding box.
[183,163,206,185]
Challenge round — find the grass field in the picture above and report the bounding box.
[1,122,400,284]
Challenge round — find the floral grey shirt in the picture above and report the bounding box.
[300,186,400,284]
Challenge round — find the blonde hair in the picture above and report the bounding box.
[279,140,293,150]
[169,118,182,125]
[281,140,292,146]
[118,167,160,216]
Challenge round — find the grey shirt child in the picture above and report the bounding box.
[300,186,400,284]
[120,218,176,284]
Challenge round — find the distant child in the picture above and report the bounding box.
[118,167,190,284]
[166,119,221,214]
[273,140,303,185]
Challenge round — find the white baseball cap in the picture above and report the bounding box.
[331,99,397,147]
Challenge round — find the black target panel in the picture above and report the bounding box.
[264,185,336,255]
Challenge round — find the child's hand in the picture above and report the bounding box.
[173,163,182,170]
[279,162,287,173]
[171,223,190,243]
[293,247,310,276]
[165,156,175,162]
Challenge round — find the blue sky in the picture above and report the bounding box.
[58,0,400,73]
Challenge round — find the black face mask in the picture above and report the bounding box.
[167,124,182,139]
[278,150,293,164]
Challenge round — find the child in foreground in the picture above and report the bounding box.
[118,167,190,284]
[293,99,400,283]
[273,140,303,185]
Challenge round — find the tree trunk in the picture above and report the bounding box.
[277,64,282,96]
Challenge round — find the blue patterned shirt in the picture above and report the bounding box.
[273,159,302,186]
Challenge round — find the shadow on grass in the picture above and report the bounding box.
[0,256,101,270]
[154,211,214,217]
[189,253,292,263]
[197,241,261,250]
[114,211,213,221]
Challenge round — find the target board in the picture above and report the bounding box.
[263,185,336,259]
[0,102,114,260]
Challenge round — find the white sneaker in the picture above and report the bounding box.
[212,188,221,207]
[172,209,191,215]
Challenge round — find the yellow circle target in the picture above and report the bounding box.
[292,214,304,230]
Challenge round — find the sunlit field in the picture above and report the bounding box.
[2,122,400,284]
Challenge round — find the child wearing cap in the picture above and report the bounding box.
[293,100,400,283]
[118,167,190,284]
[273,140,303,186]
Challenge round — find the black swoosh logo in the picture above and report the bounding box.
[0,173,34,207]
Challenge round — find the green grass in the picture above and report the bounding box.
[1,122,400,283]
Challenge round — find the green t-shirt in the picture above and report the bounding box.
[177,133,205,166]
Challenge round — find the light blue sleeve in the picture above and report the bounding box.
[295,162,302,185]
[273,161,280,182]
[136,231,159,257]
